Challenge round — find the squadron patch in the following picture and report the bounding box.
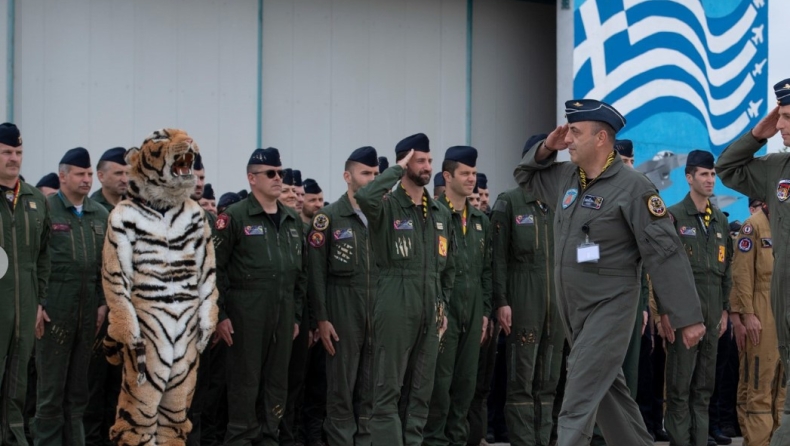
[718,245,725,263]
[309,230,325,248]
[761,238,773,248]
[777,180,790,202]
[438,236,448,257]
[738,237,752,252]
[244,225,264,236]
[562,188,578,209]
[215,214,230,230]
[394,219,414,230]
[647,195,667,217]
[313,214,330,231]
[741,223,753,235]
[581,194,604,210]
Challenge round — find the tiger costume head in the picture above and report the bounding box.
[125,128,200,209]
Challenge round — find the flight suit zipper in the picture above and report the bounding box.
[462,215,468,334]
[12,213,20,341]
[69,222,77,261]
[24,205,29,246]
[421,211,428,334]
[541,205,551,334]
[274,224,283,344]
[79,221,88,334]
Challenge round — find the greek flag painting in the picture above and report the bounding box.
[573,0,768,223]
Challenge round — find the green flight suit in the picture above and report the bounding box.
[662,194,732,446]
[714,129,790,446]
[31,192,108,446]
[214,195,306,446]
[83,188,118,446]
[355,165,455,446]
[424,196,492,446]
[514,144,704,446]
[307,192,378,446]
[0,181,50,446]
[489,187,564,446]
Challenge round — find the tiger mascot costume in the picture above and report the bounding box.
[101,129,218,445]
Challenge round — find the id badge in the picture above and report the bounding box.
[577,242,600,263]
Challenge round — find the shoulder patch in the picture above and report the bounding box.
[215,213,230,230]
[308,230,325,248]
[777,179,790,202]
[647,195,667,217]
[761,238,772,248]
[741,223,753,235]
[738,237,752,252]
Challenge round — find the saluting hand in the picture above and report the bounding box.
[397,149,415,169]
[544,124,570,151]
[35,305,50,340]
[497,306,513,336]
[751,106,780,140]
[318,320,340,356]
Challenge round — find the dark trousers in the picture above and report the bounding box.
[709,322,739,432]
[301,343,327,444]
[487,331,508,440]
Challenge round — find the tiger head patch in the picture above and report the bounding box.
[126,128,200,210]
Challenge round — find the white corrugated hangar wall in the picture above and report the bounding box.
[0,0,557,201]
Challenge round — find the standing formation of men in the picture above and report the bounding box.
[7,78,790,446]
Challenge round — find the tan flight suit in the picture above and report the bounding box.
[730,208,785,446]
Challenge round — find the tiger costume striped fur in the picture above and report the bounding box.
[101,128,218,445]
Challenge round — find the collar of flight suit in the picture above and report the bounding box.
[392,182,441,211]
[680,192,719,222]
[54,190,101,214]
[580,150,625,185]
[335,192,357,218]
[246,191,297,224]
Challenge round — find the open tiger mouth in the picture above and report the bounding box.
[171,153,195,177]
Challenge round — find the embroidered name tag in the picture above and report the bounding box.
[334,228,353,240]
[515,215,534,225]
[580,194,604,210]
[244,225,265,236]
[394,219,414,230]
[475,223,482,231]
[679,226,696,237]
[51,223,70,232]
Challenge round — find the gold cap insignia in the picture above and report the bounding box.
[573,102,583,107]
[783,84,790,90]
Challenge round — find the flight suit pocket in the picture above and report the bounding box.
[642,221,678,261]
[329,241,355,275]
[50,219,75,264]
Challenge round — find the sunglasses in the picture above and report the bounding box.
[251,169,284,179]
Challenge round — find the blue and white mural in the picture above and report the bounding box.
[573,0,768,223]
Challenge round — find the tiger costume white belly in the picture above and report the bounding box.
[102,129,218,446]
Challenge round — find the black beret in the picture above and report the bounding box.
[565,99,626,133]
[237,189,249,199]
[202,183,215,200]
[523,133,548,156]
[292,170,303,187]
[729,220,742,234]
[303,178,322,194]
[748,197,764,207]
[35,172,59,190]
[248,147,281,167]
[395,133,429,154]
[0,123,22,147]
[347,146,378,167]
[282,168,294,185]
[218,192,241,210]
[476,173,488,190]
[686,150,714,169]
[378,156,389,171]
[774,78,790,106]
[193,153,204,170]
[60,147,91,168]
[444,145,478,168]
[434,172,445,187]
[473,184,479,194]
[99,147,127,166]
[614,139,634,158]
